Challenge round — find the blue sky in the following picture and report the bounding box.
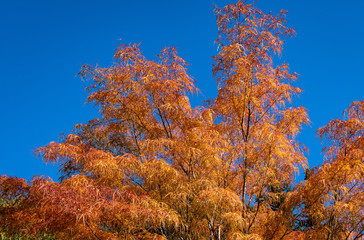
[1,0,363,181]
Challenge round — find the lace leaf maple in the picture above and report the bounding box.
[1,1,362,240]
[294,100,364,239]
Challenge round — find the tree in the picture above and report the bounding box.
[0,1,362,239]
[294,100,364,240]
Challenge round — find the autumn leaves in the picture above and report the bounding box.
[1,1,364,239]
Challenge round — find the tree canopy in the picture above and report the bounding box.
[1,1,363,239]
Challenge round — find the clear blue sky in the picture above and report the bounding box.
[1,0,363,181]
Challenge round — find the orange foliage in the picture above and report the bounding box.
[293,100,364,240]
[0,1,363,239]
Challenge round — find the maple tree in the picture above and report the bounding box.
[0,1,363,239]
[293,100,364,240]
